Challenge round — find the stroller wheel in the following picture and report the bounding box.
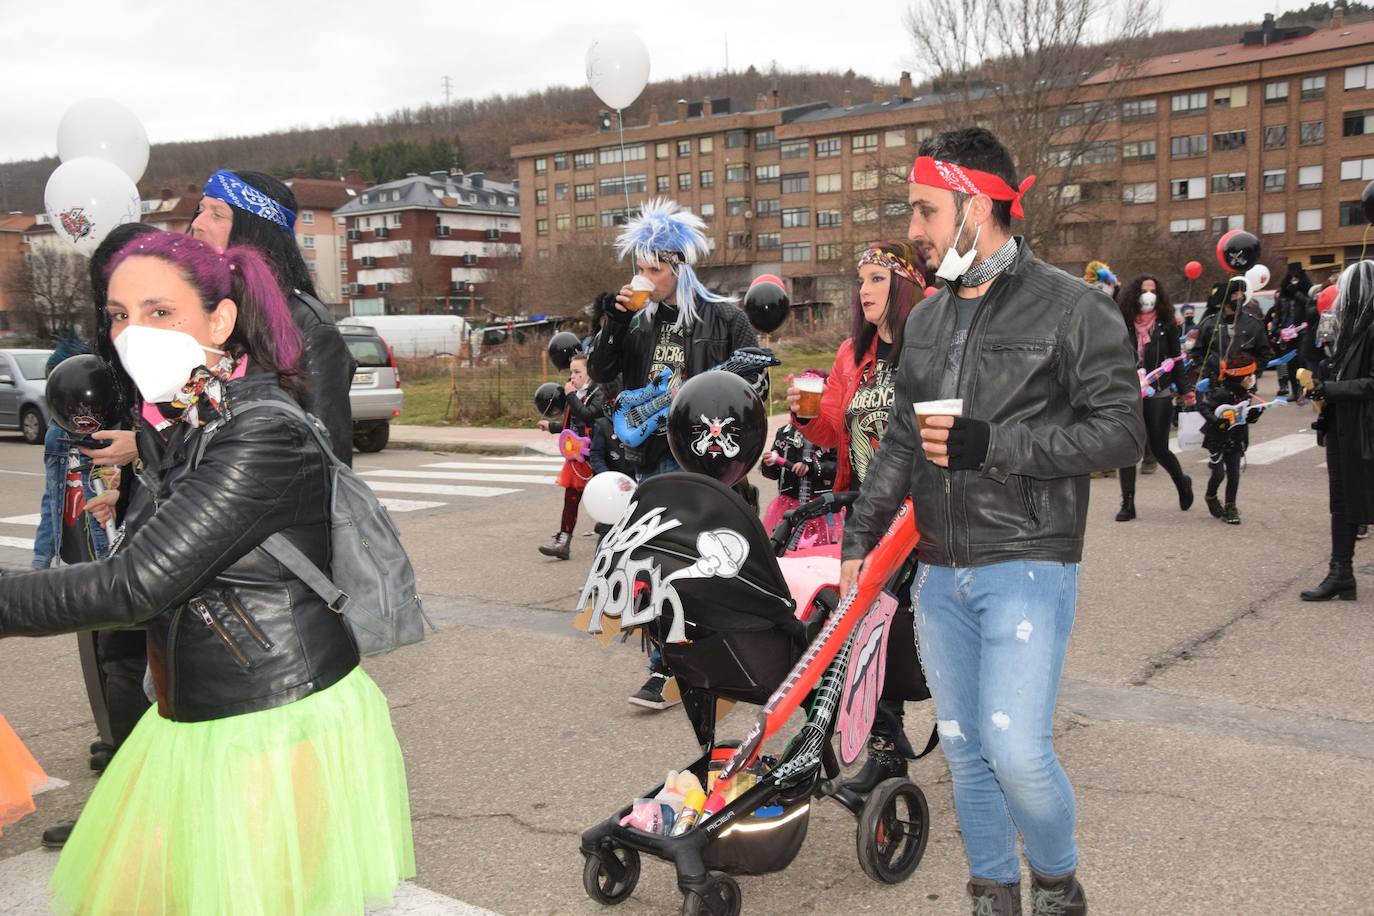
[681,871,742,916]
[856,777,929,885]
[582,846,641,905]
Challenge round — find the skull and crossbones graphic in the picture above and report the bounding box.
[691,415,740,458]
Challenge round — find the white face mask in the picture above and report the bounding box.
[113,325,224,403]
[935,201,983,282]
[1139,291,1157,312]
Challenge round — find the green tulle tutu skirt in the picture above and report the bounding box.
[50,667,415,915]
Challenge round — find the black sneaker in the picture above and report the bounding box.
[42,822,74,849]
[628,672,679,710]
[1358,525,1370,541]
[1140,456,1157,475]
[1224,503,1241,525]
[1205,494,1224,519]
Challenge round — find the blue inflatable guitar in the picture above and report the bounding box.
[613,347,779,447]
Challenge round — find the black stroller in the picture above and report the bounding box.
[578,473,929,916]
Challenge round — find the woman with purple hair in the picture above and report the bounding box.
[0,232,414,914]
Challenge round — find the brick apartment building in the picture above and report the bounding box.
[511,10,1374,306]
[333,170,520,318]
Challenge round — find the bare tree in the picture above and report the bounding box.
[905,0,1160,253]
[481,234,625,317]
[1,246,93,339]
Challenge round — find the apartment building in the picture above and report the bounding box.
[333,170,520,318]
[284,176,365,313]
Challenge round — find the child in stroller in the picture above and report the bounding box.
[577,472,929,915]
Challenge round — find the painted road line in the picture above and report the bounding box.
[1245,433,1318,466]
[0,535,35,551]
[362,470,558,486]
[422,462,564,472]
[33,776,69,796]
[0,514,41,527]
[364,481,520,498]
[377,498,449,513]
[0,468,43,477]
[479,455,563,463]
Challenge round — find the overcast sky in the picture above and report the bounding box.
[0,0,1309,164]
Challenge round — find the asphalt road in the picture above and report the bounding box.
[2,380,1372,915]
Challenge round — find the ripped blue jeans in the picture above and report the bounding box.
[913,560,1079,884]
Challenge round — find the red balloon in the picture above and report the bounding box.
[1215,230,1240,273]
[1318,285,1340,314]
[1184,260,1203,280]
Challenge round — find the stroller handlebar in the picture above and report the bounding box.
[768,491,859,553]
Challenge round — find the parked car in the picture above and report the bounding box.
[0,348,53,444]
[340,325,403,453]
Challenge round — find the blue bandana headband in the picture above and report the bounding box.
[202,169,296,233]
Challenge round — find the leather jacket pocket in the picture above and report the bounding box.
[189,596,253,670]
[1017,475,1041,528]
[189,590,274,671]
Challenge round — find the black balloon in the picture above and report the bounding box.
[744,275,790,333]
[1218,230,1261,273]
[533,382,566,418]
[1362,179,1374,225]
[45,355,122,436]
[547,331,582,370]
[667,371,766,487]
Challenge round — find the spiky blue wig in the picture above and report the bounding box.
[615,197,734,331]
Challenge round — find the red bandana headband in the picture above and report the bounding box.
[908,156,1037,220]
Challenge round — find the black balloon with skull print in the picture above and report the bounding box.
[667,370,767,487]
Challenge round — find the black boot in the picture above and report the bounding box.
[1301,560,1357,601]
[1205,494,1223,519]
[968,878,1023,915]
[1224,503,1241,525]
[42,822,74,848]
[538,532,571,560]
[1177,475,1194,511]
[841,735,907,794]
[1030,870,1086,916]
[1114,497,1135,521]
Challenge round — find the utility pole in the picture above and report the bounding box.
[442,75,453,106]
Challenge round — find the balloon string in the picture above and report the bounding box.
[617,109,631,215]
[1363,223,1370,262]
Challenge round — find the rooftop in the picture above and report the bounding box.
[334,171,518,217]
[285,176,366,210]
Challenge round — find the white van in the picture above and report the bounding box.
[338,315,468,358]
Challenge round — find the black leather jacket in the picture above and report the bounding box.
[1194,307,1273,383]
[842,240,1145,567]
[290,291,357,466]
[0,372,358,722]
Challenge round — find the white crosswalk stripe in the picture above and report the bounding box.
[364,469,558,485]
[422,461,562,473]
[478,455,561,464]
[365,481,521,498]
[0,514,41,526]
[0,534,34,551]
[377,498,448,513]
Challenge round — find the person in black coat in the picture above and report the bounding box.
[537,353,608,560]
[1303,261,1374,600]
[1194,277,1274,385]
[1198,353,1267,525]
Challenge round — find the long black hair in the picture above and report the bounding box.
[91,221,160,417]
[220,170,316,299]
[1119,274,1175,327]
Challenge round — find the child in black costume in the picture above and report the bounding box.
[1200,353,1266,524]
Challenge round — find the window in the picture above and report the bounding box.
[754,128,777,149]
[536,218,548,236]
[782,242,811,262]
[575,183,594,201]
[534,158,547,174]
[755,164,779,183]
[781,139,808,159]
[1171,91,1207,115]
[553,153,568,171]
[656,175,671,193]
[1171,177,1206,201]
[726,164,749,183]
[699,169,715,188]
[780,207,810,228]
[1210,214,1244,234]
[1169,217,1206,234]
[1213,130,1247,152]
[655,142,669,160]
[817,208,842,228]
[755,232,781,250]
[1213,86,1247,109]
[817,243,844,261]
[1121,98,1157,120]
[1058,184,1082,205]
[1342,157,1374,181]
[1297,208,1322,231]
[301,211,315,225]
[852,206,878,224]
[1341,200,1365,226]
[551,183,567,201]
[725,129,747,149]
[535,188,548,205]
[782,172,811,194]
[1298,165,1324,189]
[301,234,315,248]
[1264,81,1289,104]
[576,214,595,230]
[678,140,692,157]
[725,197,749,217]
[1344,110,1374,136]
[1211,172,1246,194]
[1345,64,1374,90]
[755,198,781,217]
[574,151,594,169]
[1055,223,1087,246]
[1171,134,1207,158]
[816,137,841,158]
[1264,125,1288,149]
[599,144,646,165]
[678,172,692,190]
[852,133,878,153]
[1263,169,1286,192]
[1302,75,1326,100]
[1122,182,1156,204]
[1122,139,1157,162]
[700,202,715,220]
[851,169,878,191]
[699,137,714,154]
[1261,212,1286,234]
[1303,120,1326,144]
[1080,142,1117,165]
[815,173,840,193]
[555,213,569,231]
[884,129,906,147]
[599,175,647,197]
[600,209,629,227]
[728,232,751,249]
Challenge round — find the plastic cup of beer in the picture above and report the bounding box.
[914,398,963,432]
[627,275,655,311]
[794,375,825,419]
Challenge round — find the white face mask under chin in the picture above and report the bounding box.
[113,325,225,403]
[935,205,983,283]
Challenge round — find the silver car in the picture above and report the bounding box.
[341,326,403,453]
[0,348,53,444]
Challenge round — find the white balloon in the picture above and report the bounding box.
[44,157,142,257]
[585,30,650,111]
[57,98,150,183]
[583,471,637,524]
[1244,263,1271,294]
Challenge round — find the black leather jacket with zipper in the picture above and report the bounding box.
[0,371,358,722]
[841,240,1145,567]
